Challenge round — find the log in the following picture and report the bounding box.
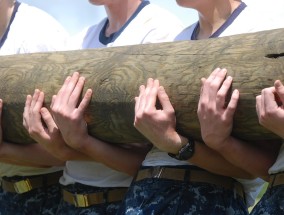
[0,28,284,145]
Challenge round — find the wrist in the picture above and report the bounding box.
[168,136,195,161]
[166,133,188,154]
[207,136,232,152]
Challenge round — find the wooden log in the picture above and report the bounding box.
[0,28,284,145]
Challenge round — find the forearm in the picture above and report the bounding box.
[218,137,281,180]
[79,136,150,176]
[189,141,254,179]
[0,142,65,167]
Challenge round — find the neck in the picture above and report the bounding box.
[0,0,15,40]
[196,0,242,39]
[104,0,142,37]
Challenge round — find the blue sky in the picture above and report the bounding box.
[20,0,198,35]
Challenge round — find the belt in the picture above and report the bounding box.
[1,171,62,194]
[63,187,128,208]
[135,167,245,200]
[269,172,284,188]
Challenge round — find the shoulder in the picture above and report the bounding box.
[174,22,198,41]
[68,18,107,49]
[16,3,67,34]
[12,3,69,51]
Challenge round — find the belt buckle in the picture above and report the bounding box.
[73,194,89,207]
[13,179,32,194]
[151,167,164,178]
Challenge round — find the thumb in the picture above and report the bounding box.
[274,80,284,104]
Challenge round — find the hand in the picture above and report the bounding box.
[256,80,284,139]
[23,89,71,160]
[50,72,92,150]
[134,78,187,154]
[197,68,239,150]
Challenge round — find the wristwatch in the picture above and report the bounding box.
[168,137,195,161]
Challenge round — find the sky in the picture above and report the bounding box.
[20,0,198,36]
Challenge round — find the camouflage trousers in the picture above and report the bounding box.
[250,184,284,215]
[56,183,123,215]
[117,178,248,215]
[0,183,61,215]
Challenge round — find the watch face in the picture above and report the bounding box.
[168,139,195,161]
[179,142,194,160]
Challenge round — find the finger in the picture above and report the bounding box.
[198,78,209,112]
[134,85,145,115]
[50,95,56,109]
[262,87,278,113]
[139,78,154,112]
[77,89,92,114]
[64,72,80,104]
[274,80,284,104]
[256,95,261,119]
[205,68,221,83]
[216,76,233,108]
[33,91,45,113]
[53,75,72,107]
[30,89,40,110]
[23,95,32,128]
[68,76,85,107]
[200,77,206,95]
[40,107,58,133]
[211,68,227,90]
[144,79,159,111]
[225,89,239,119]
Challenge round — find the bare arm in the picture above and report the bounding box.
[133,78,254,179]
[50,72,150,176]
[23,91,92,162]
[0,99,64,167]
[256,80,284,139]
[0,141,65,167]
[197,68,280,181]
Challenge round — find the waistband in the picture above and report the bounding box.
[1,171,62,194]
[63,187,128,208]
[135,166,245,200]
[269,172,284,188]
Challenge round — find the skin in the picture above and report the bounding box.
[23,90,91,162]
[176,0,242,39]
[23,0,151,176]
[134,78,253,179]
[0,0,14,39]
[88,0,142,36]
[198,68,281,181]
[0,99,64,167]
[0,0,64,168]
[170,0,280,180]
[256,80,284,139]
[48,72,150,176]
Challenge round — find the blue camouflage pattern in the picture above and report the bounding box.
[117,178,248,215]
[0,183,61,215]
[56,183,123,215]
[250,184,284,215]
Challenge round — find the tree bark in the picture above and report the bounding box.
[0,28,284,145]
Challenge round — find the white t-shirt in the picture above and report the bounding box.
[269,143,284,174]
[0,2,68,55]
[0,2,68,177]
[144,1,284,207]
[60,1,184,188]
